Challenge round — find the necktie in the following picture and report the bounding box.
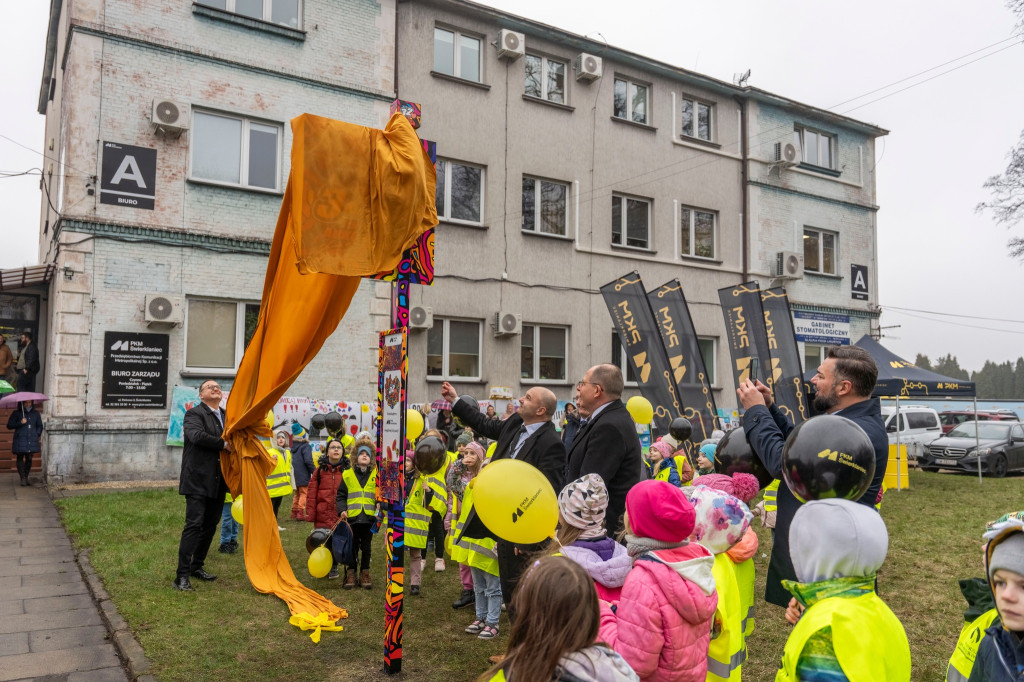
[511,426,528,459]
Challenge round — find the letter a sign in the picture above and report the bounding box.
[100,141,157,210]
[850,264,869,301]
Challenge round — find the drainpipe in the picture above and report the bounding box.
[734,95,749,281]
[393,1,401,96]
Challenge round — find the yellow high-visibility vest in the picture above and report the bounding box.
[763,479,780,513]
[264,444,293,498]
[946,608,999,682]
[734,557,756,638]
[707,553,746,681]
[450,485,498,576]
[405,473,446,550]
[342,467,377,518]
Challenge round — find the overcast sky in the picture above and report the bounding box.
[2,1,1023,373]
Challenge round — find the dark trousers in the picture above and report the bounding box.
[348,522,373,571]
[271,496,283,518]
[16,372,36,392]
[497,539,530,625]
[177,494,222,578]
[15,453,34,477]
[428,510,445,559]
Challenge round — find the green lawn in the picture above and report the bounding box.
[55,471,1019,681]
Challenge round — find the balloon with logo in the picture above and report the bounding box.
[308,546,333,578]
[230,496,244,524]
[714,427,774,489]
[406,409,424,441]
[472,459,558,544]
[782,415,875,503]
[626,396,654,425]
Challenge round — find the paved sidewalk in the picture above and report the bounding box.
[0,473,129,682]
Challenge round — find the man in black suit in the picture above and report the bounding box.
[174,379,231,591]
[566,364,642,537]
[15,330,40,392]
[443,381,565,620]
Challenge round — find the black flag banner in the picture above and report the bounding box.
[601,273,683,436]
[648,280,718,444]
[761,287,810,425]
[718,282,775,394]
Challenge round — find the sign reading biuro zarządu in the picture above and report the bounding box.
[100,142,157,210]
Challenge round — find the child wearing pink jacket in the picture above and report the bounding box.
[598,480,718,682]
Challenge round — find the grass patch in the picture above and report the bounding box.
[56,472,1018,681]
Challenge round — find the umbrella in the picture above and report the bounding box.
[431,399,452,411]
[0,391,50,410]
[0,380,14,394]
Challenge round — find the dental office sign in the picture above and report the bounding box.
[100,141,156,209]
[793,311,850,345]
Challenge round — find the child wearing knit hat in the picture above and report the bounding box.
[970,516,1024,680]
[598,480,718,681]
[647,440,694,487]
[447,440,486,612]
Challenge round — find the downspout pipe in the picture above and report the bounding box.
[38,0,63,115]
[734,95,749,281]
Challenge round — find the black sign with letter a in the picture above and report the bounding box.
[100,141,157,210]
[851,264,869,301]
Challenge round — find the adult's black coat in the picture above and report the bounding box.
[16,342,39,392]
[178,403,229,499]
[564,399,643,537]
[743,397,888,607]
[561,412,581,452]
[6,405,43,454]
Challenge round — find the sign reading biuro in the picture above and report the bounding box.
[793,311,850,345]
[100,142,157,210]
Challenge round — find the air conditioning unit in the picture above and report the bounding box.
[151,99,189,134]
[773,141,800,167]
[575,53,602,81]
[408,305,433,330]
[775,251,804,279]
[144,294,184,325]
[494,311,522,336]
[497,29,525,60]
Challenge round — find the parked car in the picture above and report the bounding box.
[939,410,1018,434]
[918,421,1024,478]
[881,405,943,461]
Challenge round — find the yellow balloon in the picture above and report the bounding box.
[406,409,424,441]
[231,496,243,524]
[473,459,558,544]
[264,409,275,430]
[308,546,333,578]
[341,434,354,449]
[485,441,497,460]
[626,396,654,425]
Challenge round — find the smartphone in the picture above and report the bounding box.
[748,357,759,384]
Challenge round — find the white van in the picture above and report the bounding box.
[881,405,943,461]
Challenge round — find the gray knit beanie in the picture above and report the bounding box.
[990,531,1024,579]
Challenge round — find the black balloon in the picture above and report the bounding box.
[781,415,876,503]
[413,435,447,475]
[669,417,693,443]
[713,427,774,489]
[454,395,479,429]
[306,527,332,554]
[324,411,344,436]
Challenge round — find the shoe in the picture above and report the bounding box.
[478,625,499,640]
[488,655,505,665]
[173,576,194,591]
[191,569,217,582]
[278,526,286,531]
[452,589,475,609]
[465,620,484,634]
[434,558,446,572]
[228,540,239,552]
[328,567,340,580]
[343,570,356,589]
[410,584,420,596]
[19,475,28,486]
[360,570,372,590]
[218,543,231,553]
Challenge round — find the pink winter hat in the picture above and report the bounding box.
[649,440,674,459]
[625,480,695,543]
[695,473,760,504]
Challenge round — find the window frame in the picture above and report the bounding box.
[611,335,640,387]
[521,175,569,237]
[803,226,838,275]
[611,193,653,250]
[679,205,717,259]
[433,26,483,83]
[189,109,283,193]
[184,298,261,373]
[803,343,826,373]
[524,54,569,104]
[697,336,717,387]
[613,76,650,125]
[426,317,484,382]
[679,94,714,142]
[794,126,836,169]
[520,324,569,383]
[196,0,302,29]
[435,158,486,226]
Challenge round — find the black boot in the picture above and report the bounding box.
[452,588,475,609]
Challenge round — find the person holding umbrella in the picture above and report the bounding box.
[6,399,43,486]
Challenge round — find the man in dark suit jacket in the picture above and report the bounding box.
[174,379,231,591]
[443,381,565,620]
[738,344,888,607]
[16,330,40,393]
[567,364,643,537]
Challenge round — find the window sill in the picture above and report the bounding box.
[610,116,657,133]
[680,254,722,265]
[192,4,306,41]
[430,71,491,91]
[426,377,487,385]
[438,219,487,230]
[610,243,657,256]
[187,177,285,196]
[521,379,574,386]
[522,95,575,113]
[521,229,573,242]
[675,135,721,150]
[797,162,841,178]
[805,270,843,280]
[180,369,237,378]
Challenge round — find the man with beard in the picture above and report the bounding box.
[736,345,887,607]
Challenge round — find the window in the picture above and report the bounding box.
[521,325,568,381]
[185,299,261,371]
[611,194,651,249]
[522,177,568,236]
[434,28,481,82]
[524,55,566,104]
[680,207,716,259]
[613,78,648,124]
[426,318,481,380]
[803,227,837,275]
[680,96,713,141]
[698,337,716,386]
[611,336,639,385]
[907,412,939,430]
[196,0,299,28]
[794,128,835,169]
[191,111,281,191]
[803,343,825,373]
[435,159,484,225]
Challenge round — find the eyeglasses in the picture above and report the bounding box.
[575,380,600,390]
[201,384,221,392]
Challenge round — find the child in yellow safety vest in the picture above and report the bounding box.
[334,435,379,590]
[446,440,485,612]
[777,499,911,681]
[404,439,448,597]
[648,440,694,487]
[264,429,294,528]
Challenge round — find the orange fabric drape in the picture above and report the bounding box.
[220,112,436,628]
